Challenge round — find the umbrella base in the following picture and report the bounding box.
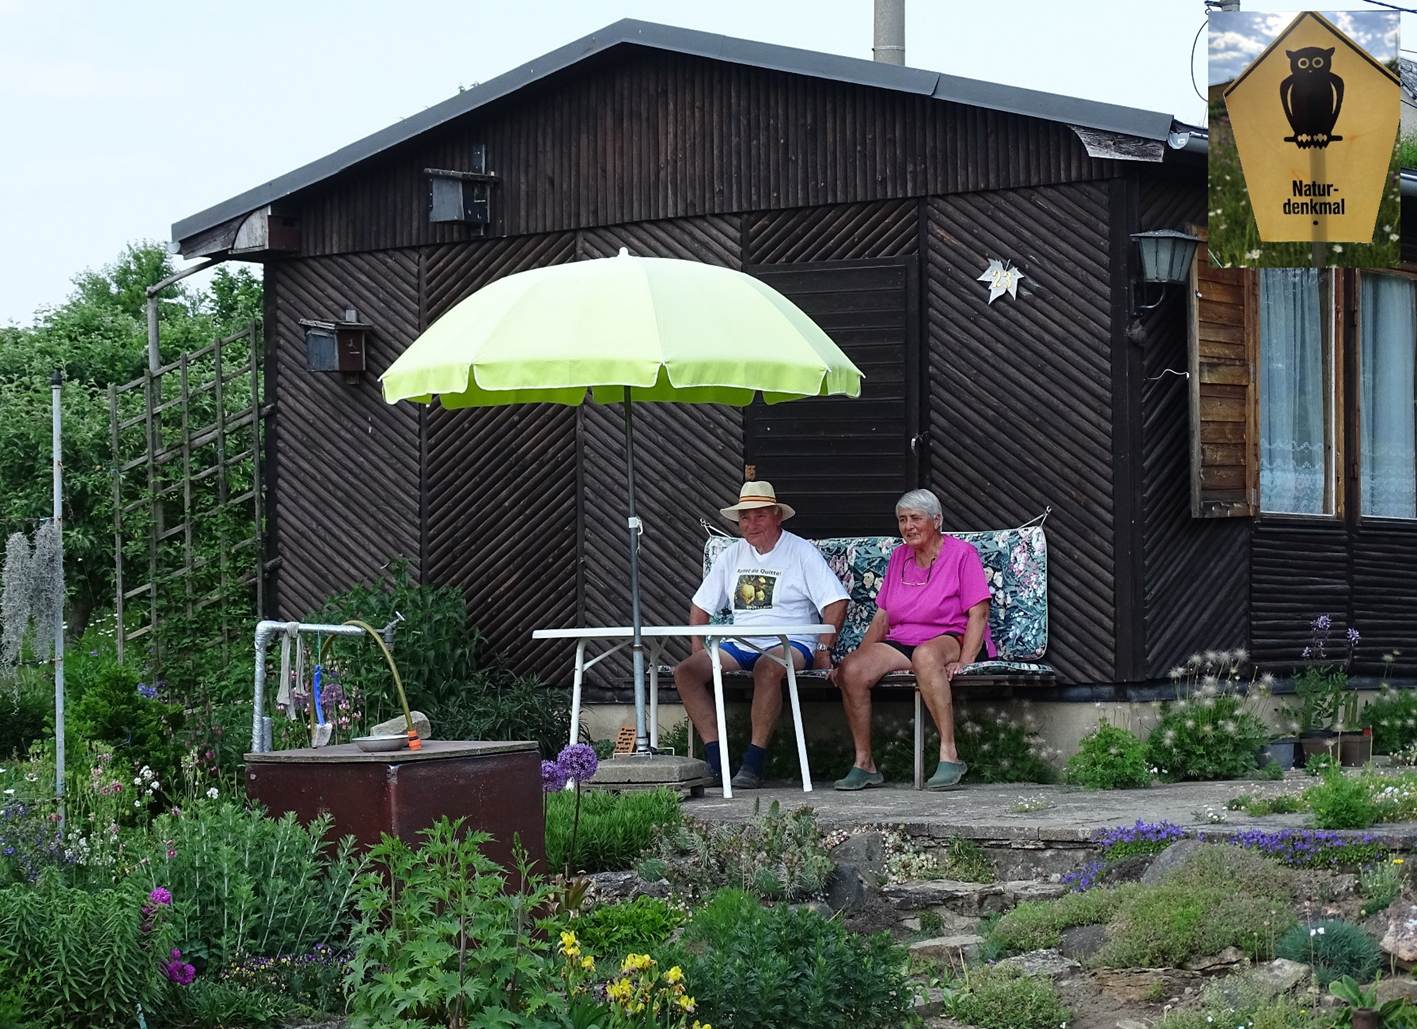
[586,753,712,795]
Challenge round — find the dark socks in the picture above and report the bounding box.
[703,742,723,775]
[741,744,767,776]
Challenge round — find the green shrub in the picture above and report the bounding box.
[944,966,1071,1029]
[1165,843,1295,900]
[545,788,681,874]
[135,802,368,971]
[1359,859,1403,916]
[988,885,1139,954]
[1160,972,1330,1029]
[637,801,833,901]
[216,945,348,1017]
[570,897,686,961]
[1275,919,1382,986]
[159,977,284,1028]
[941,837,995,883]
[0,676,48,759]
[1306,770,1380,829]
[1146,694,1268,781]
[1064,721,1151,789]
[675,889,913,1029]
[1368,684,1417,755]
[345,819,562,1025]
[71,656,185,792]
[0,872,174,1028]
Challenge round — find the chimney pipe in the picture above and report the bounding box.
[873,0,904,65]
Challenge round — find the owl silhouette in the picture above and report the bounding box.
[1280,46,1344,149]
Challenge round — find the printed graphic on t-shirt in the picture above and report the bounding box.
[733,572,778,610]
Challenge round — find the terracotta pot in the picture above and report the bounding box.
[1298,731,1339,766]
[1350,1007,1380,1029]
[1258,738,1298,771]
[1339,729,1373,768]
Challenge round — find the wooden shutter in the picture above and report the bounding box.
[1188,228,1258,518]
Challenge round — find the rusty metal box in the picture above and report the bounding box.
[245,740,544,874]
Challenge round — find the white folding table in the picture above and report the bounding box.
[530,623,833,798]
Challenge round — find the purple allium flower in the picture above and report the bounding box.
[557,743,599,785]
[1314,614,1332,632]
[1347,627,1361,644]
[148,886,172,906]
[540,759,567,794]
[1302,647,1312,659]
[163,948,196,986]
[136,683,157,700]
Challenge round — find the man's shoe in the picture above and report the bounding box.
[833,767,885,791]
[924,760,968,791]
[730,767,764,790]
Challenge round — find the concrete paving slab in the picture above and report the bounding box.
[681,773,1417,847]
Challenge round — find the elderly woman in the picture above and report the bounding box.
[830,488,996,791]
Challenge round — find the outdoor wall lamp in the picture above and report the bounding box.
[1129,229,1202,316]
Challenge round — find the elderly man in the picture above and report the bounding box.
[674,481,848,789]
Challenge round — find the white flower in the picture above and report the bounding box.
[1244,249,1261,261]
[133,800,141,808]
[23,773,37,783]
[2,789,12,797]
[206,787,219,800]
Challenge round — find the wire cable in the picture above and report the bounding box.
[1190,16,1209,105]
[1359,0,1417,14]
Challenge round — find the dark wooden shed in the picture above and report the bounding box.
[172,19,1416,692]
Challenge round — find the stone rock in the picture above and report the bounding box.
[1115,1021,1151,1029]
[1373,977,1417,1005]
[1059,923,1108,961]
[883,879,997,914]
[1100,852,1153,885]
[900,916,922,931]
[1139,839,1211,885]
[912,987,948,1018]
[584,870,667,903]
[1091,968,1198,1004]
[1246,958,1311,997]
[1382,905,1417,964]
[909,934,983,964]
[1004,879,1068,903]
[830,831,887,887]
[1182,946,1248,973]
[993,949,1080,980]
[793,900,834,920]
[371,710,432,740]
[825,863,865,914]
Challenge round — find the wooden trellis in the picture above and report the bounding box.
[109,322,270,665]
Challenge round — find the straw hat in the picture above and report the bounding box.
[719,480,796,522]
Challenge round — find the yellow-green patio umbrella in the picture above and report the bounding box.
[381,250,863,752]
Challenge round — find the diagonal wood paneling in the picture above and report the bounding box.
[924,185,1115,684]
[576,218,745,682]
[746,199,918,264]
[1138,176,1249,676]
[422,232,579,682]
[268,250,422,620]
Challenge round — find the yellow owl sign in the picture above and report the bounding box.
[1222,11,1398,244]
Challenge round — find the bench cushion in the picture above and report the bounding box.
[703,526,1048,661]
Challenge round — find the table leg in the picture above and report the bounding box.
[708,638,732,799]
[569,639,587,748]
[914,688,924,791]
[649,640,660,750]
[780,635,813,793]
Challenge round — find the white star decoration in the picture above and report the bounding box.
[976,258,1023,304]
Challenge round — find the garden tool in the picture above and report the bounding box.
[309,660,333,748]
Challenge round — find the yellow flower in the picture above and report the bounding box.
[678,994,697,1013]
[664,965,684,984]
[1395,858,1405,865]
[579,954,594,971]
[607,978,633,1004]
[559,930,580,957]
[621,952,655,973]
[692,1022,712,1029]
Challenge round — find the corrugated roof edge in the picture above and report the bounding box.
[171,17,1184,244]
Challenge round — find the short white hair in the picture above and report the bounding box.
[895,488,943,528]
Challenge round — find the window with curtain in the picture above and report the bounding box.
[1359,274,1417,519]
[1259,268,1332,515]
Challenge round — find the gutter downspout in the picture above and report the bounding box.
[873,0,904,65]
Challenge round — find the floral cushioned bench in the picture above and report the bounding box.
[689,525,1056,787]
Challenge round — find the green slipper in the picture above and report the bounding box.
[925,760,968,791]
[833,767,885,791]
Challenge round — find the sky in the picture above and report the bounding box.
[0,0,1406,327]
[1209,9,1400,84]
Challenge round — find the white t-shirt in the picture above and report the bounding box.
[691,530,849,651]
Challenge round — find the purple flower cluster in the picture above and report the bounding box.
[1095,820,1187,853]
[136,682,158,700]
[1304,614,1360,664]
[0,802,69,881]
[163,948,196,986]
[1224,827,1383,869]
[541,743,600,793]
[1061,859,1106,893]
[141,885,173,933]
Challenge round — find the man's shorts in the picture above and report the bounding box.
[719,639,815,670]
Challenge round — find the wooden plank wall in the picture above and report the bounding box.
[266,252,423,619]
[923,183,1117,684]
[1137,176,1249,677]
[293,50,1116,257]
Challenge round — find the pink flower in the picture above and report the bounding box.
[148,887,172,906]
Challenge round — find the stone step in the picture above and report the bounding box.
[882,877,1067,915]
[908,933,983,963]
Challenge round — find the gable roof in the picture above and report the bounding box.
[172,17,1186,244]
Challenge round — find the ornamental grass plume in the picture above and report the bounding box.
[1,532,33,677]
[26,519,62,661]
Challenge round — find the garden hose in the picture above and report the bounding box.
[318,620,421,751]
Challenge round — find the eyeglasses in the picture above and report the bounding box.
[900,562,934,588]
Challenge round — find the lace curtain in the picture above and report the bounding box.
[1259,269,1328,514]
[1359,274,1417,519]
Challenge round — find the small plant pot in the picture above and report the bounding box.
[1298,731,1339,767]
[1339,729,1373,768]
[1350,1008,1380,1029]
[1258,737,1298,770]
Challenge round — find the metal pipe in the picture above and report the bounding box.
[145,256,227,373]
[51,371,65,827]
[250,620,368,752]
[873,0,905,65]
[622,387,649,753]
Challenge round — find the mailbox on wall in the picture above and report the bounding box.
[301,309,371,383]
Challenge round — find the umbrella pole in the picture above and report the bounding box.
[622,386,650,753]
